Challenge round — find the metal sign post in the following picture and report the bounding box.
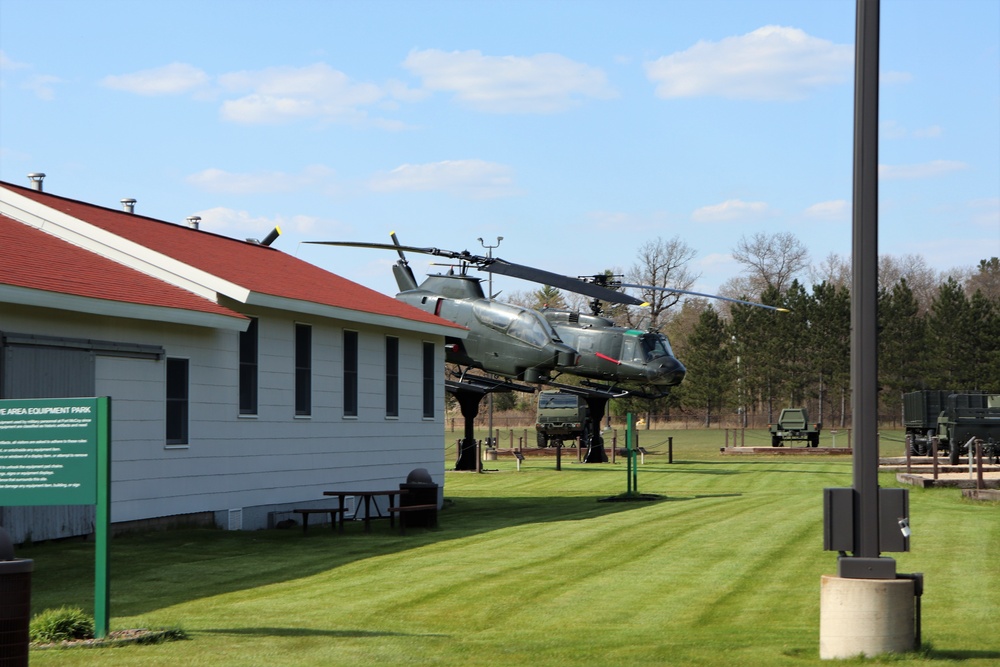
[0,397,112,638]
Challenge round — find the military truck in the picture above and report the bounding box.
[769,408,821,447]
[535,390,590,448]
[903,390,1000,463]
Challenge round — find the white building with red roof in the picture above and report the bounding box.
[0,177,466,540]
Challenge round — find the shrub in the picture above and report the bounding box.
[29,606,94,643]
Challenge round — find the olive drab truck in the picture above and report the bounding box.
[903,390,1000,464]
[535,390,591,448]
[769,408,822,447]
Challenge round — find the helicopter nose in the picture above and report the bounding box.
[648,358,686,386]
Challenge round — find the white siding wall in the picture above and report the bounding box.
[2,303,445,531]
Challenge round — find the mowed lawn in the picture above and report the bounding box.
[23,429,1000,666]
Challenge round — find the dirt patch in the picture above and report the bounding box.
[32,627,186,650]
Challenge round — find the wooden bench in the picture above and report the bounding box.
[387,504,437,535]
[293,508,348,534]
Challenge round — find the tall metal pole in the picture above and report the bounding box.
[478,237,503,453]
[844,0,894,579]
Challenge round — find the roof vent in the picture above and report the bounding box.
[27,173,46,191]
[186,216,201,230]
[120,198,136,214]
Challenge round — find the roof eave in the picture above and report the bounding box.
[245,292,468,338]
[0,285,250,331]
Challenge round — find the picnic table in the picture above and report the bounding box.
[322,489,407,533]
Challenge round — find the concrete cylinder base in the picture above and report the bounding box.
[819,575,915,659]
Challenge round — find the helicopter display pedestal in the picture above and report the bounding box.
[819,575,914,659]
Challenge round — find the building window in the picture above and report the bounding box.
[166,357,189,444]
[385,336,399,417]
[343,330,358,417]
[295,323,312,416]
[422,341,435,418]
[239,318,258,415]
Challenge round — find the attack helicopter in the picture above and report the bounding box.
[309,234,687,393]
[309,234,784,466]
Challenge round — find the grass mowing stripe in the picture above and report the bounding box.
[24,429,1000,667]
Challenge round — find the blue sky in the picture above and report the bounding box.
[2,0,997,302]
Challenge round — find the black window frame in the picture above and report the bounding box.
[239,317,259,415]
[166,357,189,445]
[422,341,435,419]
[385,335,399,417]
[343,330,358,417]
[295,323,312,416]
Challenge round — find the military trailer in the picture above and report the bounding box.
[902,390,1000,463]
[535,390,590,448]
[769,408,821,447]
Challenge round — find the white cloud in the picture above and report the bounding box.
[880,120,908,140]
[0,50,28,70]
[1,51,62,99]
[403,49,616,113]
[585,209,675,232]
[368,159,519,199]
[23,74,62,101]
[98,61,406,125]
[218,63,385,124]
[804,199,849,220]
[193,206,322,237]
[968,197,1000,229]
[645,25,852,101]
[882,120,943,140]
[186,165,336,195]
[913,125,943,139]
[878,160,968,180]
[692,199,771,222]
[880,70,913,85]
[101,62,210,95]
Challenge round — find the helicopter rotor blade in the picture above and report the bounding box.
[308,239,647,306]
[484,258,647,307]
[618,283,790,312]
[389,232,409,262]
[306,240,475,262]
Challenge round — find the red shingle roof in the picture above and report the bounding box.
[0,213,244,320]
[2,182,463,330]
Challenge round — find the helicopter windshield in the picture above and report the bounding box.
[623,331,674,363]
[639,333,673,360]
[473,301,556,348]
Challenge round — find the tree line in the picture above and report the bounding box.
[510,234,999,428]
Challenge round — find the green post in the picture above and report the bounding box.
[94,397,111,639]
[631,419,638,495]
[625,413,633,495]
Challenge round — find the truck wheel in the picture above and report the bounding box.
[536,432,548,448]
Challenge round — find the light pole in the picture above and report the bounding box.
[477,237,502,455]
[477,236,503,300]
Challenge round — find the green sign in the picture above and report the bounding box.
[0,397,102,506]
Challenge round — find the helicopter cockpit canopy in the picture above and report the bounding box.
[622,330,675,363]
[473,300,561,349]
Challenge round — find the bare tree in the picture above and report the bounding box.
[625,236,698,330]
[963,257,1000,302]
[808,252,852,289]
[878,253,938,313]
[730,231,809,296]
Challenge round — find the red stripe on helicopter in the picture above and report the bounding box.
[595,352,621,365]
